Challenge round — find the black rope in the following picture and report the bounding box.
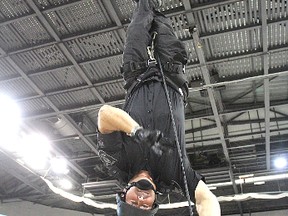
[157,56,194,216]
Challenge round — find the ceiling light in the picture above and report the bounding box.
[274,157,287,169]
[0,94,21,151]
[208,186,217,190]
[24,155,49,170]
[20,133,51,156]
[254,181,265,185]
[238,174,254,179]
[84,193,94,198]
[19,133,51,170]
[51,158,69,174]
[59,179,73,190]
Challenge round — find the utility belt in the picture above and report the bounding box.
[121,60,188,101]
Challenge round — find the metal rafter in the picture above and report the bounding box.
[227,77,277,104]
[102,0,126,41]
[185,112,246,134]
[182,0,243,214]
[26,0,105,104]
[0,151,46,195]
[187,99,288,120]
[260,0,271,170]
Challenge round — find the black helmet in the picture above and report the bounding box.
[116,193,159,216]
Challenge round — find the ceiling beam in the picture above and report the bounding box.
[26,0,105,104]
[187,99,288,120]
[102,0,126,41]
[0,151,47,195]
[260,0,271,170]
[186,126,288,148]
[226,76,277,104]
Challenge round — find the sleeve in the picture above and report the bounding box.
[96,126,129,184]
[181,156,205,204]
[96,125,124,152]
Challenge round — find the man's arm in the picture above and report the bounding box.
[195,180,221,216]
[98,105,140,134]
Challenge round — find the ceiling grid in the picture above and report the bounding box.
[0,0,288,215]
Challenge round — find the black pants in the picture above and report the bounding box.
[122,0,187,80]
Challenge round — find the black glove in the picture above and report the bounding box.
[132,128,162,147]
[151,137,174,156]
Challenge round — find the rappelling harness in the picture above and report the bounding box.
[121,32,189,102]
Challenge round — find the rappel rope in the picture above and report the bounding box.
[157,56,193,216]
[147,32,194,216]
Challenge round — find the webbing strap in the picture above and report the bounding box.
[157,55,194,216]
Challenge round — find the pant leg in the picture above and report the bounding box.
[122,0,154,64]
[153,13,188,64]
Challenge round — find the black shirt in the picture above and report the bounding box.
[96,81,203,203]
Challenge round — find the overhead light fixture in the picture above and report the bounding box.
[19,133,51,170]
[0,94,21,151]
[274,157,287,169]
[239,174,254,179]
[254,181,265,185]
[59,179,73,190]
[208,186,217,190]
[53,118,76,136]
[84,193,94,198]
[50,158,69,174]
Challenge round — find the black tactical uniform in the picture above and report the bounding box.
[96,0,203,204]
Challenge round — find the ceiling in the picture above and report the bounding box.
[0,0,288,215]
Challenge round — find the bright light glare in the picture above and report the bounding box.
[274,157,287,169]
[59,179,73,190]
[51,158,69,174]
[254,181,265,185]
[0,94,21,151]
[24,156,48,170]
[208,186,217,190]
[84,193,94,198]
[20,133,51,170]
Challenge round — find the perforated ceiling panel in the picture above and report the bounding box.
[1,1,288,215]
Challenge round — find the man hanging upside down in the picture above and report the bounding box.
[96,0,221,215]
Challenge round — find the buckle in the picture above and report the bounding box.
[148,59,157,67]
